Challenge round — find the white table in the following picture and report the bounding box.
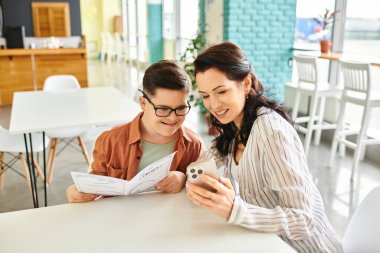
[9,87,141,207]
[10,87,141,134]
[0,191,296,253]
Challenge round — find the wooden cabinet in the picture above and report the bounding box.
[32,2,71,37]
[0,49,88,106]
[34,54,88,90]
[0,56,33,106]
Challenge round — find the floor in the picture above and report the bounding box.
[1,60,380,239]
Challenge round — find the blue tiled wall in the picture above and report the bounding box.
[223,0,296,101]
[148,3,163,64]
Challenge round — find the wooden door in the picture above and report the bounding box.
[32,2,71,37]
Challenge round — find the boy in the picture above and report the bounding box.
[67,60,204,202]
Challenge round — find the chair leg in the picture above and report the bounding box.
[292,90,301,121]
[0,152,4,191]
[314,97,326,145]
[20,153,32,192]
[329,100,346,168]
[46,138,54,172]
[304,95,319,156]
[33,158,46,186]
[48,138,58,184]
[351,106,371,181]
[78,136,91,165]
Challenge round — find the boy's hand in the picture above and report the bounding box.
[66,184,100,203]
[156,171,186,193]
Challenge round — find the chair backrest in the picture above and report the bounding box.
[339,59,371,95]
[293,55,318,85]
[0,125,24,152]
[0,125,11,150]
[0,124,49,155]
[343,185,380,253]
[43,75,81,92]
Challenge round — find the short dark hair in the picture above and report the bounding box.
[142,60,191,96]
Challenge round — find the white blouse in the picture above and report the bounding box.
[202,107,342,253]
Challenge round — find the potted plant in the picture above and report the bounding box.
[180,31,207,113]
[180,31,219,136]
[314,9,339,53]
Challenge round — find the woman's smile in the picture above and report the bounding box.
[214,109,229,118]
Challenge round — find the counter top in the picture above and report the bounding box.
[0,48,86,56]
[296,51,380,67]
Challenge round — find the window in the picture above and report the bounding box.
[342,0,380,131]
[121,0,147,62]
[343,0,380,57]
[176,0,199,60]
[294,0,335,50]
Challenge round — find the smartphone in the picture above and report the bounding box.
[186,158,219,191]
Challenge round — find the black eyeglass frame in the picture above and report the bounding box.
[138,89,191,117]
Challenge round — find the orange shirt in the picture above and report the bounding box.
[90,112,205,180]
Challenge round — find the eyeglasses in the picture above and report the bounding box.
[139,89,191,117]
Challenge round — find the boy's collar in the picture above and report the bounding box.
[128,112,143,144]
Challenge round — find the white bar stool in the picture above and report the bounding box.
[329,60,380,181]
[289,55,342,155]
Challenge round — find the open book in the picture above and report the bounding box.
[71,152,176,196]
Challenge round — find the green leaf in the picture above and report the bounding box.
[180,30,207,115]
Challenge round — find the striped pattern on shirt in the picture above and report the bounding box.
[202,107,342,253]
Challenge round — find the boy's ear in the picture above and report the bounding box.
[138,96,146,110]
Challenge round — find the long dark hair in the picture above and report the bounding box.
[194,42,293,157]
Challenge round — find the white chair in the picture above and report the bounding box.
[343,185,380,253]
[0,125,49,191]
[329,60,380,181]
[106,32,117,63]
[43,75,91,184]
[289,55,342,155]
[114,32,124,62]
[100,32,108,62]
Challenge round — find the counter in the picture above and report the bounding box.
[0,48,88,106]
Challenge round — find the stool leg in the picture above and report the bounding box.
[304,95,319,156]
[292,90,301,121]
[359,137,367,161]
[351,106,371,181]
[329,100,346,168]
[338,134,346,158]
[314,97,326,145]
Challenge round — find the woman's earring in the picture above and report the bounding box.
[246,94,249,100]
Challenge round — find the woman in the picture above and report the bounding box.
[186,42,342,253]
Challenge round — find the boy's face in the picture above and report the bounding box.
[139,88,189,138]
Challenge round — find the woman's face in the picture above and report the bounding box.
[196,68,251,127]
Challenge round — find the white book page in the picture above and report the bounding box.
[71,172,128,196]
[126,152,176,195]
[70,152,176,196]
